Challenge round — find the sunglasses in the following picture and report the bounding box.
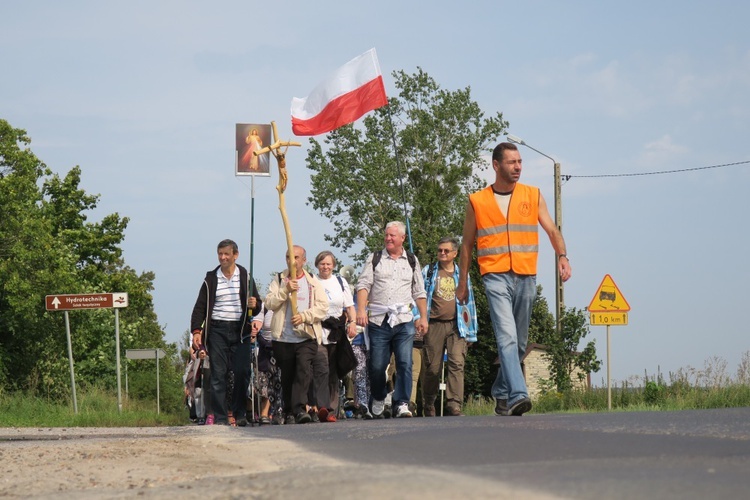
[437,248,454,254]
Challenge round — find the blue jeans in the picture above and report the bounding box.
[483,272,536,405]
[368,318,415,406]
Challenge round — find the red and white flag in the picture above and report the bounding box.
[291,48,388,136]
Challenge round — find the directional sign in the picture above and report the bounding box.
[590,312,629,326]
[587,275,630,312]
[126,349,167,360]
[45,293,129,311]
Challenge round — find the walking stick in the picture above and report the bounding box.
[253,121,301,313]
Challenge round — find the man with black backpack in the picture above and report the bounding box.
[355,221,428,418]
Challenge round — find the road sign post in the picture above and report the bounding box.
[64,311,78,414]
[46,293,129,413]
[115,309,122,413]
[587,275,630,411]
[126,349,167,414]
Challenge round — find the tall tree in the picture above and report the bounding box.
[0,119,172,398]
[0,120,76,390]
[306,68,508,264]
[305,69,509,399]
[304,70,600,400]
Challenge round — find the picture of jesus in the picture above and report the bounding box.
[236,123,271,176]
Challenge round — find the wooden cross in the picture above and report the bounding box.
[254,121,302,314]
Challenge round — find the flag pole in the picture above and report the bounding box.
[385,102,414,253]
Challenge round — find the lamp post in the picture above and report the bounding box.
[506,134,564,335]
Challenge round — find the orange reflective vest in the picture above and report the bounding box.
[470,184,540,275]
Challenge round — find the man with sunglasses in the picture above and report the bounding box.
[421,237,478,416]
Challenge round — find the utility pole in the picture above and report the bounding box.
[507,135,564,334]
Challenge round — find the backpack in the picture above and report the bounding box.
[371,250,418,285]
[424,262,437,290]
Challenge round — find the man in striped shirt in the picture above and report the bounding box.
[191,239,262,426]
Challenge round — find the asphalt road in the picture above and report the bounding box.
[231,407,750,499]
[3,408,748,499]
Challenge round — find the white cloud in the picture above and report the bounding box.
[637,134,689,170]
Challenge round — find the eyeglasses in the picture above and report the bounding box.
[437,248,454,254]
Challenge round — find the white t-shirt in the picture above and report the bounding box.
[318,275,354,344]
[280,274,311,343]
[494,191,511,219]
[252,306,274,342]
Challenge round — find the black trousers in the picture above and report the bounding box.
[208,319,251,424]
[272,339,317,416]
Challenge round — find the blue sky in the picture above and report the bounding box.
[3,1,749,385]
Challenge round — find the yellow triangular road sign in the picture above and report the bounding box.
[588,274,631,312]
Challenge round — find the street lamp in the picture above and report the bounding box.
[506,134,564,335]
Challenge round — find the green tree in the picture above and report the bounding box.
[303,69,601,401]
[463,260,496,396]
[41,166,128,278]
[306,69,510,401]
[532,305,602,392]
[305,68,508,264]
[528,286,556,343]
[306,69,511,400]
[0,119,175,400]
[0,120,78,391]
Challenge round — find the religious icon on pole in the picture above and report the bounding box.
[235,123,272,176]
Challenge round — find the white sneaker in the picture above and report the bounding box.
[396,402,412,418]
[372,399,385,418]
[359,405,374,420]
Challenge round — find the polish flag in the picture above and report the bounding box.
[291,48,388,136]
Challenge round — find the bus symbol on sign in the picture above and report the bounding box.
[599,286,616,302]
[588,275,630,313]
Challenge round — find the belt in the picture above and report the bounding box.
[429,318,456,324]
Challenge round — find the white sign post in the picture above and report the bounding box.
[126,349,167,414]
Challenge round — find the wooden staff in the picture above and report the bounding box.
[254,121,301,313]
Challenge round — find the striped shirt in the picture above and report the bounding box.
[211,266,243,321]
